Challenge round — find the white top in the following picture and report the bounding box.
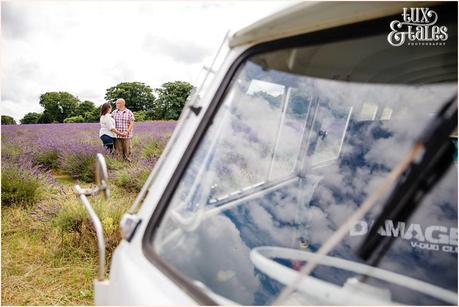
[99,114,116,138]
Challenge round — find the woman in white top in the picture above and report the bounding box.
[99,102,126,153]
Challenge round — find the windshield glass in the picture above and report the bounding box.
[149,11,457,306]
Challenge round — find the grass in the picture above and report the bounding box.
[2,201,95,305]
[1,142,23,161]
[1,166,50,206]
[33,150,60,170]
[115,166,150,193]
[1,171,137,305]
[142,139,166,160]
[60,153,97,182]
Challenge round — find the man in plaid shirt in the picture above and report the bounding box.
[112,98,135,162]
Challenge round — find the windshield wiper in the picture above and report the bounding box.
[357,94,458,265]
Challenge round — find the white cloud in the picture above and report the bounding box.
[1,1,290,122]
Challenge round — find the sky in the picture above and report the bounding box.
[1,0,292,122]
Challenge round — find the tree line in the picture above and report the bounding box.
[2,81,193,125]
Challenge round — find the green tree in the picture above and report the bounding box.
[39,92,80,123]
[83,108,100,123]
[37,111,53,124]
[152,81,193,120]
[20,112,41,124]
[133,111,148,122]
[1,115,16,125]
[75,100,96,116]
[105,82,155,112]
[64,115,85,123]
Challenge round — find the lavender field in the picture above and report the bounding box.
[2,121,176,180]
[1,121,176,305]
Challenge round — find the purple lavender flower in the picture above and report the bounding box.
[2,121,177,184]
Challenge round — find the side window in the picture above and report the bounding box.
[380,106,393,120]
[309,100,353,166]
[357,102,378,121]
[175,71,309,212]
[213,78,286,196]
[269,88,312,179]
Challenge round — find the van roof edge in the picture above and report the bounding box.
[229,1,438,48]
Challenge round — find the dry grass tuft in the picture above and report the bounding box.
[2,178,136,305]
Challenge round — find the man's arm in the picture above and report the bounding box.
[128,111,135,134]
[128,121,134,134]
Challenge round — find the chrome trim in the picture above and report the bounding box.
[95,153,110,199]
[74,184,106,281]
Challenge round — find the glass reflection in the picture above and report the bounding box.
[153,33,457,305]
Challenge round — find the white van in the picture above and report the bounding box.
[76,1,458,305]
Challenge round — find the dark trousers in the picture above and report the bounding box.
[100,134,115,153]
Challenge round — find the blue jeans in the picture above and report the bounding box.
[100,134,115,153]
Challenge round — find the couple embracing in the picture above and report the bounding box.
[99,98,135,162]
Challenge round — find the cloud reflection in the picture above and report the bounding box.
[154,60,457,305]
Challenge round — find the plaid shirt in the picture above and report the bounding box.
[112,108,135,138]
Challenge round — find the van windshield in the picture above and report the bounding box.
[149,13,457,306]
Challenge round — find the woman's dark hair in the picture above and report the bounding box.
[100,103,111,116]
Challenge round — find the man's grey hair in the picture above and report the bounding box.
[116,98,126,104]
